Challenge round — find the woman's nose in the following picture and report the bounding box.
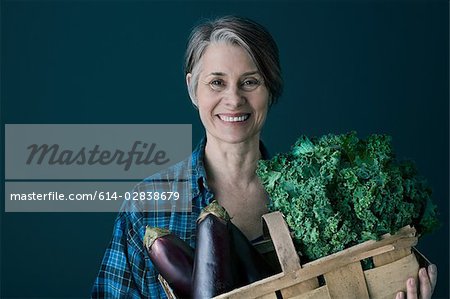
[224,85,245,107]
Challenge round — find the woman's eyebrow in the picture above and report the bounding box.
[207,72,226,77]
[206,70,260,77]
[241,70,260,76]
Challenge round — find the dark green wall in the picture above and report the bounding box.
[1,1,448,298]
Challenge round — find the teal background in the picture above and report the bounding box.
[1,0,448,298]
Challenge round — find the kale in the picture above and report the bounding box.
[256,132,439,261]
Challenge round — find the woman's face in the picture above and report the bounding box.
[188,43,270,145]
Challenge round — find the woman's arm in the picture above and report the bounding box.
[91,212,165,298]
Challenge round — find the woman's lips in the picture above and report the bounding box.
[217,113,251,123]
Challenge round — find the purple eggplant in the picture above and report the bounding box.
[192,201,237,299]
[144,226,194,298]
[228,221,278,285]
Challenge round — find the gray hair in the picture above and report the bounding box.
[184,16,283,107]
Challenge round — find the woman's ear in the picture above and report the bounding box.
[186,73,198,109]
[186,73,192,88]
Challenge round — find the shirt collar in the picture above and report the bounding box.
[190,136,208,198]
[190,136,271,197]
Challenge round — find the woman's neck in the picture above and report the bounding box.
[204,134,261,188]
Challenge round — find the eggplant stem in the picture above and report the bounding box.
[144,226,171,250]
[197,200,231,223]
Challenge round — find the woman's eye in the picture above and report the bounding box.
[209,79,226,91]
[211,80,224,86]
[243,79,258,85]
[241,79,261,90]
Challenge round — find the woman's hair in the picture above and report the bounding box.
[184,16,283,107]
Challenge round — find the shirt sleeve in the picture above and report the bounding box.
[91,212,166,299]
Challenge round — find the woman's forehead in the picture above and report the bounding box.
[200,43,258,75]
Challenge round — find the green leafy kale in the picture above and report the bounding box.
[256,132,439,261]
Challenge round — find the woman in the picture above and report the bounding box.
[92,16,437,299]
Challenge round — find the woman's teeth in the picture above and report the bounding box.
[219,114,250,122]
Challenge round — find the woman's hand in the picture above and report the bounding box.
[395,264,437,299]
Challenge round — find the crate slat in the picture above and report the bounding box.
[262,212,301,273]
[256,292,278,299]
[324,262,370,299]
[365,253,419,299]
[373,229,413,267]
[280,277,319,298]
[288,285,330,299]
[303,231,417,272]
[373,248,411,267]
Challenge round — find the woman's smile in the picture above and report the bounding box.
[216,113,251,123]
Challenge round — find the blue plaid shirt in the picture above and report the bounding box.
[91,137,269,298]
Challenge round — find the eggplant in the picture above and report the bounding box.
[228,221,277,285]
[192,201,237,299]
[144,226,194,298]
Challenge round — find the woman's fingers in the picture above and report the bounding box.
[418,267,432,299]
[417,264,438,299]
[396,291,405,299]
[428,264,438,294]
[406,277,418,299]
[396,264,437,299]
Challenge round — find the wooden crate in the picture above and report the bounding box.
[213,211,427,299]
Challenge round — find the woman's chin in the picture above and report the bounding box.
[208,131,259,145]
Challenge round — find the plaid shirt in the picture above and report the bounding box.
[91,137,269,298]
